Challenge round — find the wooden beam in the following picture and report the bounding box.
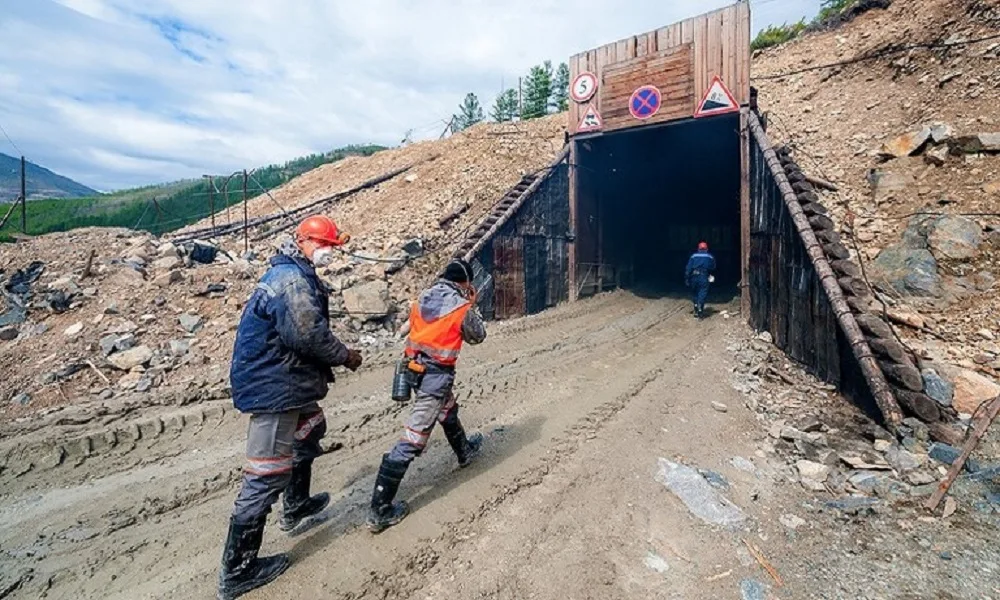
[748,112,903,430]
[805,174,839,192]
[461,146,570,264]
[740,108,751,318]
[925,395,1000,511]
[568,140,579,302]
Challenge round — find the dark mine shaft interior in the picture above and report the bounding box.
[576,113,742,299]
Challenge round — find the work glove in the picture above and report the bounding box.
[344,349,363,371]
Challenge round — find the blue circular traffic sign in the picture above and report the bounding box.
[629,85,661,120]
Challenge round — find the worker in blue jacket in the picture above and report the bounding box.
[684,241,716,319]
[219,215,362,600]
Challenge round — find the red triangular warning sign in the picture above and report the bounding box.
[695,76,739,118]
[577,105,603,133]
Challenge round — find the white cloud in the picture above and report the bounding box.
[0,0,822,190]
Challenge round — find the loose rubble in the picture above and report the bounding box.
[0,115,565,422]
[757,0,1000,443]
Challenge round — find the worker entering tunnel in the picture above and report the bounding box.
[573,113,743,300]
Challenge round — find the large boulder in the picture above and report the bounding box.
[870,246,942,297]
[927,216,982,260]
[949,133,1000,154]
[952,369,1000,415]
[152,256,182,271]
[108,345,154,371]
[879,127,932,159]
[922,369,954,408]
[342,280,391,319]
[868,169,914,201]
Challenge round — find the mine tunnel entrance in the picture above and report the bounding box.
[574,114,743,299]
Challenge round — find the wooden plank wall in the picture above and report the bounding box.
[568,2,750,135]
[601,45,694,130]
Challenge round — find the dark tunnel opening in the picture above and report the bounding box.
[576,114,742,301]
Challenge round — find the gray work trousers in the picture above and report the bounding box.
[387,368,463,464]
[231,403,326,524]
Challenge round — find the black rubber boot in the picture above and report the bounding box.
[445,426,484,468]
[217,516,289,600]
[279,463,330,532]
[366,455,410,534]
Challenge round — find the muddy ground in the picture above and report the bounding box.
[2,292,998,599]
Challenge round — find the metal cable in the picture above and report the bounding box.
[754,32,1000,80]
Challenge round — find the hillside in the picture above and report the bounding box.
[0,116,564,421]
[755,0,1000,409]
[0,144,384,242]
[0,152,97,202]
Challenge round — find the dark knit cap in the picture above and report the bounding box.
[442,259,472,283]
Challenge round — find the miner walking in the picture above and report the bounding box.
[685,241,716,319]
[367,259,487,533]
[218,215,363,599]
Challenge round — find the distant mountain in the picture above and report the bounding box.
[1,143,386,242]
[0,152,98,203]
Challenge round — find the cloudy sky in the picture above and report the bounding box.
[0,0,821,191]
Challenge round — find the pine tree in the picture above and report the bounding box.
[521,61,553,120]
[451,93,485,132]
[490,88,519,122]
[551,62,570,112]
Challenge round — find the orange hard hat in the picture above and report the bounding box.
[296,215,350,246]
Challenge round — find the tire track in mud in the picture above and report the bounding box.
[0,294,700,600]
[344,365,676,600]
[0,294,683,492]
[335,309,705,600]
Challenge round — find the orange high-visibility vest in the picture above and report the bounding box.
[404,301,472,366]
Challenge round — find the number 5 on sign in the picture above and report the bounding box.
[571,72,598,103]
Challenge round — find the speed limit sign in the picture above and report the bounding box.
[570,72,598,103]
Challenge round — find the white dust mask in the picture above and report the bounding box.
[312,247,335,267]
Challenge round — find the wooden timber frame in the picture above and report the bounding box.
[567,2,751,135]
[747,111,902,429]
[566,2,752,308]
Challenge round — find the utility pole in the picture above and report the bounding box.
[242,169,249,254]
[20,155,26,233]
[518,77,523,121]
[439,117,455,139]
[204,175,215,229]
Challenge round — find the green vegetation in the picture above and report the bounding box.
[751,20,807,51]
[751,0,866,51]
[521,60,554,120]
[0,144,385,242]
[451,93,485,132]
[816,0,857,23]
[485,59,570,123]
[490,89,519,123]
[551,62,570,112]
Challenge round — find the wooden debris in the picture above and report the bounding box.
[886,308,926,329]
[86,360,111,385]
[705,570,733,582]
[925,394,1000,512]
[942,497,958,519]
[805,174,839,192]
[438,202,470,228]
[81,249,97,279]
[742,538,784,587]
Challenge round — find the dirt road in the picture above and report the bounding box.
[2,292,996,599]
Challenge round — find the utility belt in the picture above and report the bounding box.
[391,354,454,402]
[691,269,706,276]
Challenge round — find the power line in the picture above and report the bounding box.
[754,32,1000,80]
[0,120,22,156]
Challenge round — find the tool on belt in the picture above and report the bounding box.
[391,358,426,402]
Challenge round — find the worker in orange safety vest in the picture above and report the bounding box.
[366,259,487,533]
